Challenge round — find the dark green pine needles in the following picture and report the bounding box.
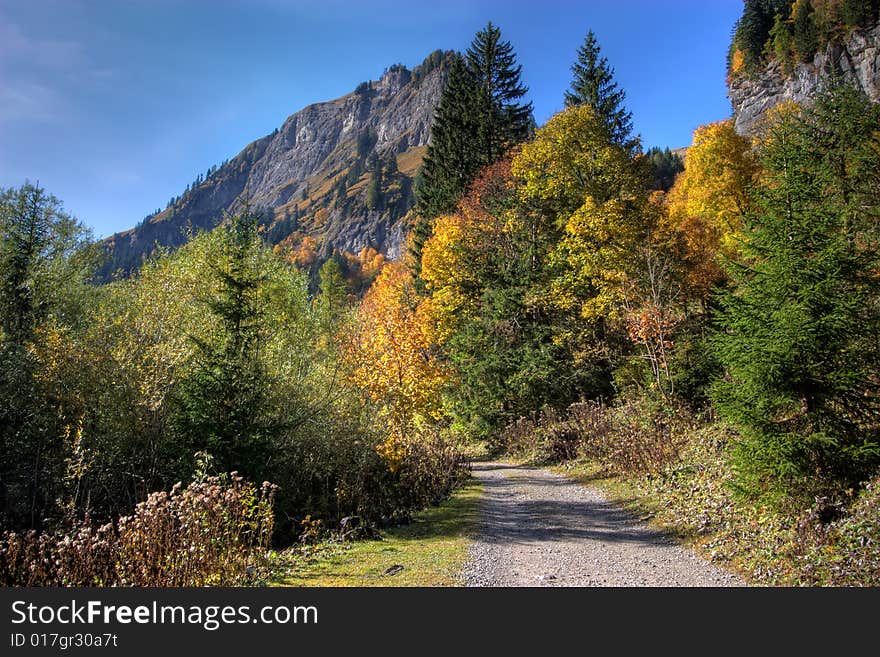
[564,29,633,149]
[174,203,276,480]
[712,85,880,505]
[415,22,532,222]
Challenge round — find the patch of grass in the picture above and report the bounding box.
[271,477,482,587]
[396,146,427,176]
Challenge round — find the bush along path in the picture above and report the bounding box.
[462,462,745,587]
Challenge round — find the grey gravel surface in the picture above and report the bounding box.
[462,462,745,587]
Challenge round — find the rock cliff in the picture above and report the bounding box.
[729,21,880,135]
[100,51,453,280]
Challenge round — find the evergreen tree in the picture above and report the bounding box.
[465,21,533,160]
[356,128,377,159]
[173,202,274,479]
[564,30,634,148]
[414,24,532,279]
[792,0,819,62]
[712,86,880,505]
[416,22,532,219]
[769,11,795,74]
[740,0,775,70]
[416,57,486,221]
[646,147,685,192]
[315,255,350,329]
[412,56,485,280]
[366,158,383,211]
[0,183,94,343]
[0,184,52,344]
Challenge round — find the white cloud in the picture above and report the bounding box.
[0,81,63,123]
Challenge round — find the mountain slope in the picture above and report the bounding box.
[99,50,453,280]
[729,19,880,135]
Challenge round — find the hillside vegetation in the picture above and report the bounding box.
[3,13,880,586]
[729,0,879,77]
[99,50,455,284]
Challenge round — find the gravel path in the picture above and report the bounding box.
[462,462,745,587]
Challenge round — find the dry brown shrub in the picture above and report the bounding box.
[0,474,276,586]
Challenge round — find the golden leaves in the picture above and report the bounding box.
[344,262,449,460]
[663,118,758,298]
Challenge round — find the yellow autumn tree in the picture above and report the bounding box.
[512,104,692,395]
[419,158,520,345]
[513,105,642,218]
[345,262,448,469]
[418,212,474,345]
[664,118,757,299]
[512,104,653,322]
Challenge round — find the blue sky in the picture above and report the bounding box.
[0,0,743,238]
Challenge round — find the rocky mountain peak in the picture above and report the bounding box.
[99,50,455,281]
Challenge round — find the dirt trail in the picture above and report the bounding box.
[462,462,745,587]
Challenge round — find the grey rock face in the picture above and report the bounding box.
[100,55,449,280]
[730,21,880,135]
[246,67,439,207]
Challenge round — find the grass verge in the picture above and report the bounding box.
[270,476,482,587]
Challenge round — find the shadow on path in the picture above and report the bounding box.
[471,462,669,547]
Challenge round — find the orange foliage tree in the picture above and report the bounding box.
[663,119,757,300]
[344,262,448,469]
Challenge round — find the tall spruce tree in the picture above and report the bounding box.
[564,30,633,148]
[734,0,776,72]
[712,86,880,505]
[465,21,533,161]
[415,55,484,221]
[414,23,532,275]
[173,201,275,479]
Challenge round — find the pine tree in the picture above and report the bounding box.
[415,56,483,221]
[646,147,685,192]
[769,11,795,74]
[366,158,383,211]
[712,86,880,504]
[0,184,52,343]
[0,183,93,344]
[792,0,819,62]
[174,201,274,479]
[416,22,532,219]
[465,21,533,161]
[736,0,777,72]
[564,30,634,148]
[414,24,532,279]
